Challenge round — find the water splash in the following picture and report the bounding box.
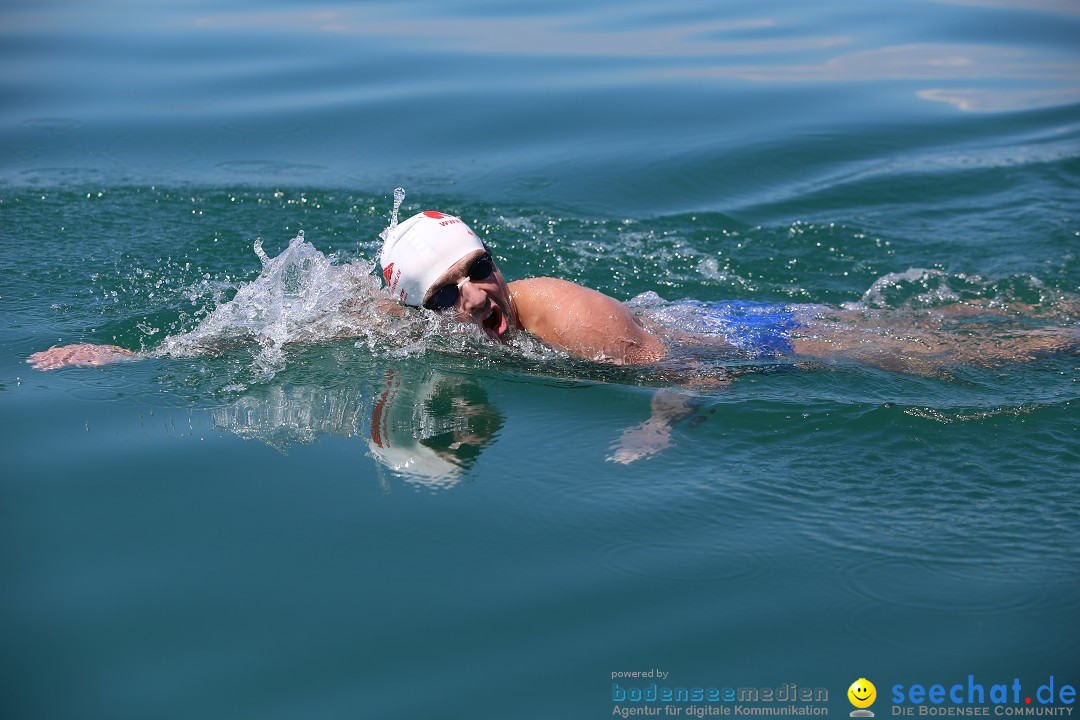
[153,232,378,379]
[378,187,407,244]
[390,187,405,229]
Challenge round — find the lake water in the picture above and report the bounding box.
[2,1,1079,718]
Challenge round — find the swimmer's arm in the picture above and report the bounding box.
[32,295,405,371]
[27,343,138,371]
[334,296,407,341]
[374,298,406,317]
[609,382,729,464]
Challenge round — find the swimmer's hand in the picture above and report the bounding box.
[27,344,137,371]
[608,416,675,464]
[607,389,706,464]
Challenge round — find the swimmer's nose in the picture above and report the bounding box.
[457,278,488,314]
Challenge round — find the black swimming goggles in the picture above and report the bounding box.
[424,254,496,311]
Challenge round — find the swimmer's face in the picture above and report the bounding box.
[848,679,876,709]
[423,249,515,342]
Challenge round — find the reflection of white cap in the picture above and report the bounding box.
[379,211,486,307]
[367,370,463,490]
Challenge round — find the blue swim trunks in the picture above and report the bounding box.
[631,295,809,357]
[689,300,802,356]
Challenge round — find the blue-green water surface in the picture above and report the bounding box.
[2,1,1079,719]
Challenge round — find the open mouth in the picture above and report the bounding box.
[481,304,506,338]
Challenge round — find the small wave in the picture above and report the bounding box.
[852,267,960,309]
[845,267,1076,314]
[904,403,1050,423]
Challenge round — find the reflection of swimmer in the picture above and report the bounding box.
[368,369,504,490]
[211,384,368,451]
[27,187,1079,373]
[205,368,503,489]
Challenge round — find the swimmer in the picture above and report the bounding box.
[381,210,1076,374]
[26,205,1078,373]
[27,207,667,370]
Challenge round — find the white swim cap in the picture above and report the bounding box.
[379,210,486,307]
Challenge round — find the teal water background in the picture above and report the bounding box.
[2,1,1079,718]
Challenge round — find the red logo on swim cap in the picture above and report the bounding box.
[423,211,446,218]
[382,262,395,286]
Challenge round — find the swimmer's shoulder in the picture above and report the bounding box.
[508,276,627,324]
[508,276,586,297]
[508,277,666,365]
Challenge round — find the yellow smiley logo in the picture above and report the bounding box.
[848,678,877,709]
